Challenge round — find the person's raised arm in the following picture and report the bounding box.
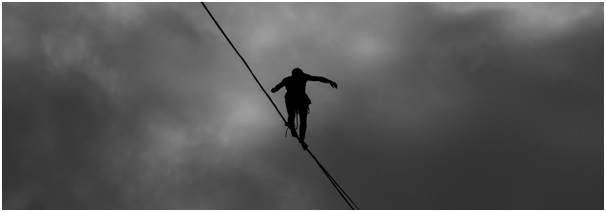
[309,75,338,89]
[271,79,286,93]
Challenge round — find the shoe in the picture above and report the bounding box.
[287,123,298,138]
[299,140,308,151]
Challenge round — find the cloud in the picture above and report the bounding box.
[3,2,304,209]
[3,2,603,209]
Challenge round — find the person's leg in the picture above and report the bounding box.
[285,102,297,137]
[296,107,308,150]
[299,109,307,141]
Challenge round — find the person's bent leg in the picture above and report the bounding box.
[299,110,307,141]
[297,109,308,150]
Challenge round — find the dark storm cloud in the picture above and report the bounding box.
[4,2,296,209]
[3,2,603,209]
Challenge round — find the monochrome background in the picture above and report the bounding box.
[3,2,603,209]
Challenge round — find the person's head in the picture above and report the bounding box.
[292,68,303,76]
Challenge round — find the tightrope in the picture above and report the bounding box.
[200,2,359,209]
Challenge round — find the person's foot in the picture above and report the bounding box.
[299,140,308,150]
[287,123,298,138]
[291,129,298,138]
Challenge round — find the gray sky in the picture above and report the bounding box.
[3,2,603,209]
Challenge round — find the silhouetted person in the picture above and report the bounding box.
[271,68,338,150]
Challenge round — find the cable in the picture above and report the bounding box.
[201,2,287,125]
[201,2,359,209]
[307,149,360,210]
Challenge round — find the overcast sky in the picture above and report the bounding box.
[3,2,603,209]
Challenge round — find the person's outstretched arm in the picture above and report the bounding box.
[271,79,286,93]
[309,75,338,89]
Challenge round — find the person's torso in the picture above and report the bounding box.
[284,74,310,96]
